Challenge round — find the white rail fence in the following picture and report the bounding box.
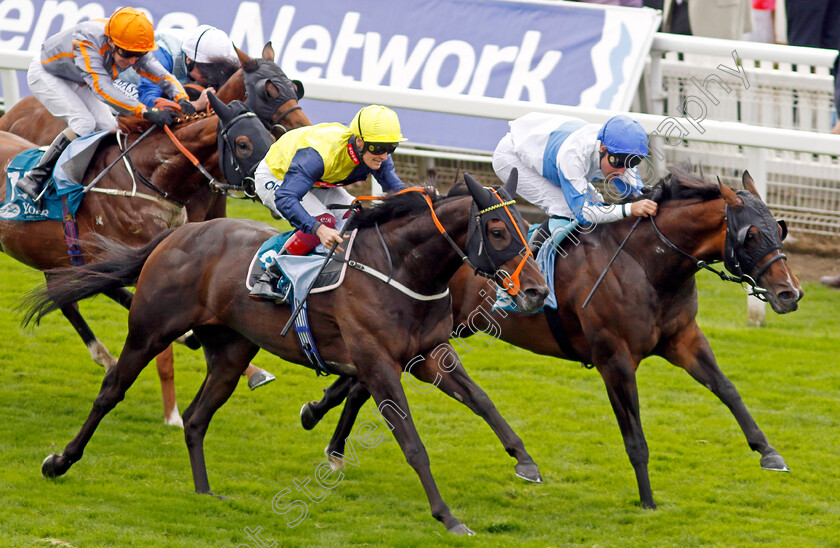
[1,35,838,240]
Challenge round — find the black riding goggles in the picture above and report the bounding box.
[362,142,398,155]
[606,152,643,169]
[115,47,145,59]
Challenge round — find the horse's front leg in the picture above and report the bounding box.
[661,323,788,471]
[593,351,655,509]
[354,352,473,535]
[407,345,541,483]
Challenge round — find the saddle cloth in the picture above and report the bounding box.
[0,131,112,222]
[245,229,359,297]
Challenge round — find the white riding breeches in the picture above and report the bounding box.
[254,159,355,229]
[27,56,118,137]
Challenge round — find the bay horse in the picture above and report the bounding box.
[0,42,310,423]
[1,91,274,424]
[297,166,803,510]
[29,173,549,534]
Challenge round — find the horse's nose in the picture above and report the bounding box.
[525,286,549,305]
[777,287,802,305]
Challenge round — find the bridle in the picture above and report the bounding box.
[351,185,533,297]
[242,60,304,135]
[649,197,787,301]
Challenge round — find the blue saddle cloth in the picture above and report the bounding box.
[0,131,111,222]
[0,149,83,221]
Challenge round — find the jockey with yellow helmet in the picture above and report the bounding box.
[16,7,195,203]
[254,105,407,254]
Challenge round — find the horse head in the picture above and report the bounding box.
[719,171,802,313]
[207,91,274,192]
[463,169,548,313]
[234,43,310,138]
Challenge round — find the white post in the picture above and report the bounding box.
[743,146,768,327]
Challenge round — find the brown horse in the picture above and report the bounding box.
[0,43,310,423]
[297,166,803,510]
[29,174,548,534]
[1,90,275,423]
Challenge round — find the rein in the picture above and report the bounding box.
[649,214,779,300]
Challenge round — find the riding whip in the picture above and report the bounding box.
[280,207,359,337]
[83,125,156,193]
[581,216,642,310]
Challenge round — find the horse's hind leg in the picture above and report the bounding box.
[101,287,180,426]
[662,324,788,471]
[41,324,177,479]
[408,347,542,483]
[323,379,370,469]
[59,303,117,369]
[300,375,357,430]
[181,326,258,495]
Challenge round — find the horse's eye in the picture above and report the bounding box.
[490,229,504,239]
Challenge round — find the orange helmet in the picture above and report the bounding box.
[104,7,156,52]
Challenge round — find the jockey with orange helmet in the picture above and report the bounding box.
[254,105,407,254]
[16,7,195,203]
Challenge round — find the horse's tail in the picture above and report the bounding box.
[19,228,177,327]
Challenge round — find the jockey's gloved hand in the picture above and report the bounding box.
[177,98,197,115]
[143,107,177,128]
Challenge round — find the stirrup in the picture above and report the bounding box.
[248,273,291,304]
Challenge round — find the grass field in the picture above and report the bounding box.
[1,200,839,547]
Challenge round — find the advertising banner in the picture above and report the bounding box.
[0,0,661,150]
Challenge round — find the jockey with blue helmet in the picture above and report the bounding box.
[493,113,658,233]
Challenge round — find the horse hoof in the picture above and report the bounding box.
[515,462,543,483]
[42,454,66,478]
[761,453,790,472]
[642,500,658,510]
[300,402,319,431]
[447,522,476,536]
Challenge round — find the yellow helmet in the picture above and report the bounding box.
[349,105,407,143]
[105,7,156,52]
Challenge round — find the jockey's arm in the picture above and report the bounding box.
[133,53,189,104]
[136,47,173,108]
[75,41,145,117]
[371,155,406,193]
[273,148,326,234]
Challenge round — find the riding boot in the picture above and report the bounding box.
[528,219,551,255]
[249,261,292,303]
[15,129,75,204]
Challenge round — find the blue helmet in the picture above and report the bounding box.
[597,115,649,157]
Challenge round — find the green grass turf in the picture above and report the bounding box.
[1,199,838,547]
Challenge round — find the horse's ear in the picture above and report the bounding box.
[207,91,232,123]
[235,46,252,67]
[464,173,491,208]
[718,176,744,210]
[292,79,304,100]
[742,170,762,199]
[262,42,276,61]
[501,167,518,199]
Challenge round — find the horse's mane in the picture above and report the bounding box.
[345,185,442,230]
[630,163,722,204]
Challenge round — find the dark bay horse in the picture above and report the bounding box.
[298,166,803,510]
[29,174,548,534]
[0,43,310,423]
[1,92,274,424]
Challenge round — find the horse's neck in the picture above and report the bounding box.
[135,119,219,201]
[364,197,471,295]
[214,70,245,103]
[629,198,727,282]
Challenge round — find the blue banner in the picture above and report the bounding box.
[0,0,660,150]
